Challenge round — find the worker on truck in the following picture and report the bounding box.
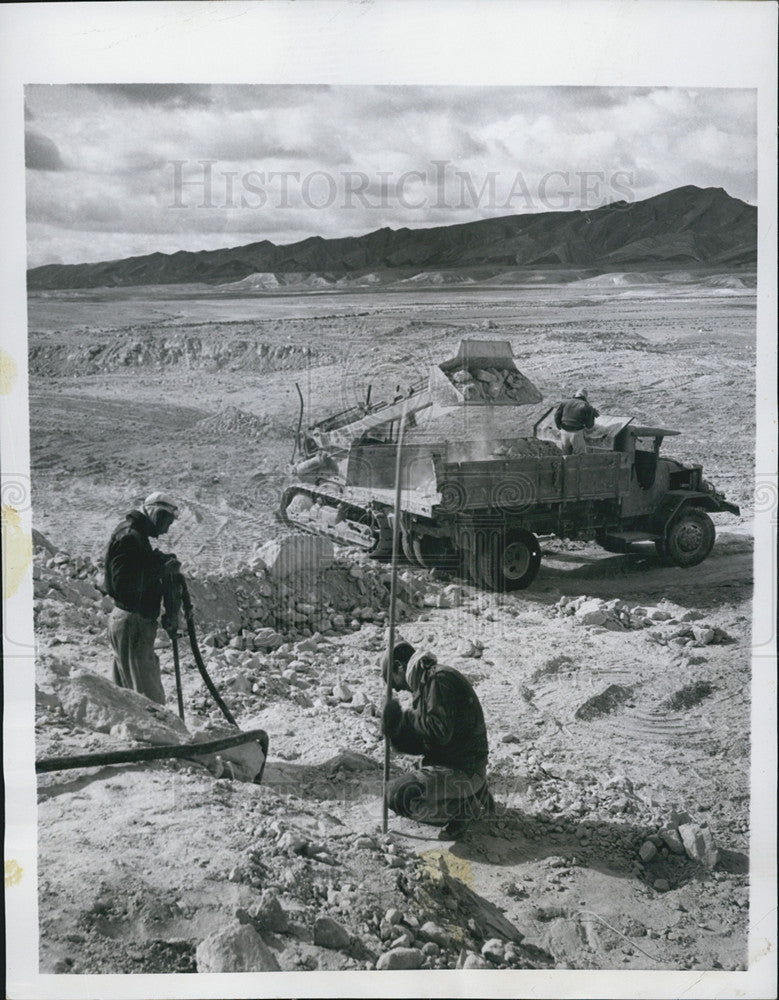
[554,388,600,455]
[103,491,181,704]
[381,641,495,839]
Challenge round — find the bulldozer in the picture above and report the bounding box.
[279,339,739,591]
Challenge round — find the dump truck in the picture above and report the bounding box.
[280,339,739,590]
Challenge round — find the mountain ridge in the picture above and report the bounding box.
[27,186,756,290]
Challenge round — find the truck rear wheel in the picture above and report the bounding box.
[401,520,420,564]
[476,529,541,591]
[411,533,458,571]
[365,511,393,560]
[663,508,715,568]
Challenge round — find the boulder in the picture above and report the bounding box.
[229,673,252,694]
[574,599,609,626]
[660,827,686,855]
[66,577,101,600]
[481,938,505,961]
[313,916,350,950]
[678,823,719,868]
[257,534,334,582]
[419,920,450,947]
[350,690,368,711]
[295,634,323,652]
[196,923,280,972]
[333,682,352,702]
[639,841,658,863]
[463,952,489,969]
[58,672,188,745]
[376,947,424,970]
[248,892,289,933]
[190,724,267,783]
[254,628,283,651]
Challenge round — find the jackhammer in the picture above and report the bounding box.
[36,569,268,783]
[163,569,237,728]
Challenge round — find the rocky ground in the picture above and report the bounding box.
[26,275,755,976]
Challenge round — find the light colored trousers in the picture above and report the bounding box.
[108,608,166,705]
[560,428,586,455]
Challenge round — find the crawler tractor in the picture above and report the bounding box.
[280,340,739,591]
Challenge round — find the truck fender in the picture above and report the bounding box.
[653,491,738,534]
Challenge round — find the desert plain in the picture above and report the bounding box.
[26,267,758,975]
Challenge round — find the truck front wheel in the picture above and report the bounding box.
[478,529,541,591]
[662,508,715,568]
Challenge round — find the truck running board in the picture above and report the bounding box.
[604,530,663,542]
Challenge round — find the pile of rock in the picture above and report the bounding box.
[32,546,113,636]
[32,524,463,663]
[194,406,273,440]
[199,538,425,648]
[635,809,720,891]
[645,622,732,649]
[556,597,734,648]
[445,365,540,405]
[555,595,641,629]
[185,627,381,719]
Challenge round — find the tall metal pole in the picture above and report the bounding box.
[383,403,408,834]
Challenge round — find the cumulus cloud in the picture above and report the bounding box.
[25,130,66,171]
[87,84,213,108]
[23,84,757,266]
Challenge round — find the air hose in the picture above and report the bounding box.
[171,631,185,720]
[36,574,267,777]
[36,727,269,778]
[178,575,237,727]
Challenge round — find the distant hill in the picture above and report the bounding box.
[27,186,756,290]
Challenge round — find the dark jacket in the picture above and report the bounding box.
[391,664,488,776]
[554,397,599,432]
[104,510,167,620]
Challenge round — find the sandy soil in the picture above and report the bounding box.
[28,273,754,975]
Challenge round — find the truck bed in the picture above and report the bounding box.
[441,452,633,509]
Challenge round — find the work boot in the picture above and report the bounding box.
[438,816,472,840]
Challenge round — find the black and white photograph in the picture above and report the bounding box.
[2,3,776,998]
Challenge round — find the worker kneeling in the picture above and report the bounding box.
[381,641,494,838]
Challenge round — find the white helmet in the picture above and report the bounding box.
[142,491,179,518]
[573,388,588,401]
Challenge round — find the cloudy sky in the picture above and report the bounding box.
[24,84,756,268]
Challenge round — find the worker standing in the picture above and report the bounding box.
[554,388,600,455]
[381,641,495,839]
[103,491,182,704]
